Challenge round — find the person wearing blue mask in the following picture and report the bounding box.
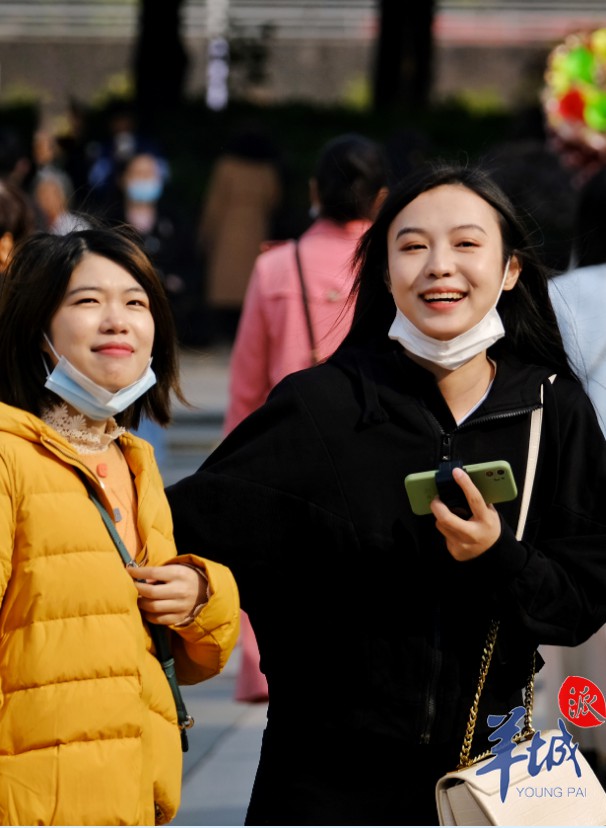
[166,163,606,825]
[111,151,200,461]
[110,152,198,346]
[0,227,239,826]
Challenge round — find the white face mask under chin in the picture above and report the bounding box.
[388,258,511,371]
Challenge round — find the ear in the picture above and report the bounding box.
[40,332,55,361]
[503,254,521,291]
[308,178,320,212]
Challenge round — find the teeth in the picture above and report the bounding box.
[423,292,464,301]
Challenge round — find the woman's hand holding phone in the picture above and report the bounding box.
[430,467,502,561]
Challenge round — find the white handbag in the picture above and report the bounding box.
[436,380,606,826]
[436,730,606,826]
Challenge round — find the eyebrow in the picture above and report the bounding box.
[66,285,148,297]
[395,223,488,240]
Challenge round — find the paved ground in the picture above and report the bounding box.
[172,649,267,827]
[161,346,266,827]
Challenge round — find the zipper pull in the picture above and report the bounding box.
[441,433,452,461]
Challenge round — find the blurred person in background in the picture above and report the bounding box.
[109,152,197,346]
[0,126,33,189]
[86,100,161,212]
[197,125,283,344]
[226,133,388,703]
[549,164,606,429]
[32,167,89,235]
[485,139,577,275]
[545,165,606,778]
[0,179,35,273]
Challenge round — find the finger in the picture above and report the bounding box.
[133,580,182,600]
[430,495,473,530]
[141,609,186,626]
[138,596,184,615]
[451,468,490,517]
[125,565,167,582]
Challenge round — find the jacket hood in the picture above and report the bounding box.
[0,402,69,447]
[329,339,555,430]
[0,401,153,471]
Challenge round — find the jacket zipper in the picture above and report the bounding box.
[431,406,540,462]
[419,404,539,744]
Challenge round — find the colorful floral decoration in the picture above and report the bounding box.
[543,28,606,154]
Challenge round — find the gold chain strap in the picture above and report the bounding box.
[455,382,546,770]
[457,620,536,769]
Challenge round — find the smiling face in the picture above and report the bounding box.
[45,253,155,393]
[386,184,520,341]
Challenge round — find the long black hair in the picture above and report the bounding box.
[340,162,576,379]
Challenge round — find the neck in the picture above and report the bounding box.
[64,401,111,435]
[407,350,495,422]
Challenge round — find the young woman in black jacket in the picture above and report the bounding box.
[167,163,606,825]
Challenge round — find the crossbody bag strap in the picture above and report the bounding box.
[84,478,193,751]
[293,240,319,366]
[458,375,556,768]
[514,380,550,540]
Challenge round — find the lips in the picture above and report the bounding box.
[421,291,466,303]
[92,343,134,355]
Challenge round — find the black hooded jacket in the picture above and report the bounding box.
[167,340,606,821]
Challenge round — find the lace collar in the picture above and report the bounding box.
[41,403,126,455]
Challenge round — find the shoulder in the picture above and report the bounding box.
[542,370,603,436]
[268,343,393,427]
[550,266,606,300]
[248,239,297,295]
[256,238,294,267]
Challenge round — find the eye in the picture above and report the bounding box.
[455,239,480,249]
[127,297,150,308]
[74,296,99,305]
[401,241,426,252]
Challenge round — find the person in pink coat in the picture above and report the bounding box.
[225,133,388,701]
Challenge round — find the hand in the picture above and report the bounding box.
[126,564,204,626]
[429,467,502,561]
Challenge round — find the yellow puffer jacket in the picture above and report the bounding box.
[0,403,240,826]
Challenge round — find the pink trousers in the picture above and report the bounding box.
[234,610,269,702]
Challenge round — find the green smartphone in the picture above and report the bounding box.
[404,460,518,516]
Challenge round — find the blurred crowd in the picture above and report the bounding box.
[0,100,286,349]
[2,94,605,355]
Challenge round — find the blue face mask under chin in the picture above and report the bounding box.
[43,336,157,422]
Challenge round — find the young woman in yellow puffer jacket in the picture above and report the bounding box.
[0,227,239,826]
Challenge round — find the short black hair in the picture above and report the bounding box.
[314,133,388,223]
[0,225,185,426]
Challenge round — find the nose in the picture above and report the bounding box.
[425,243,454,278]
[100,302,129,333]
